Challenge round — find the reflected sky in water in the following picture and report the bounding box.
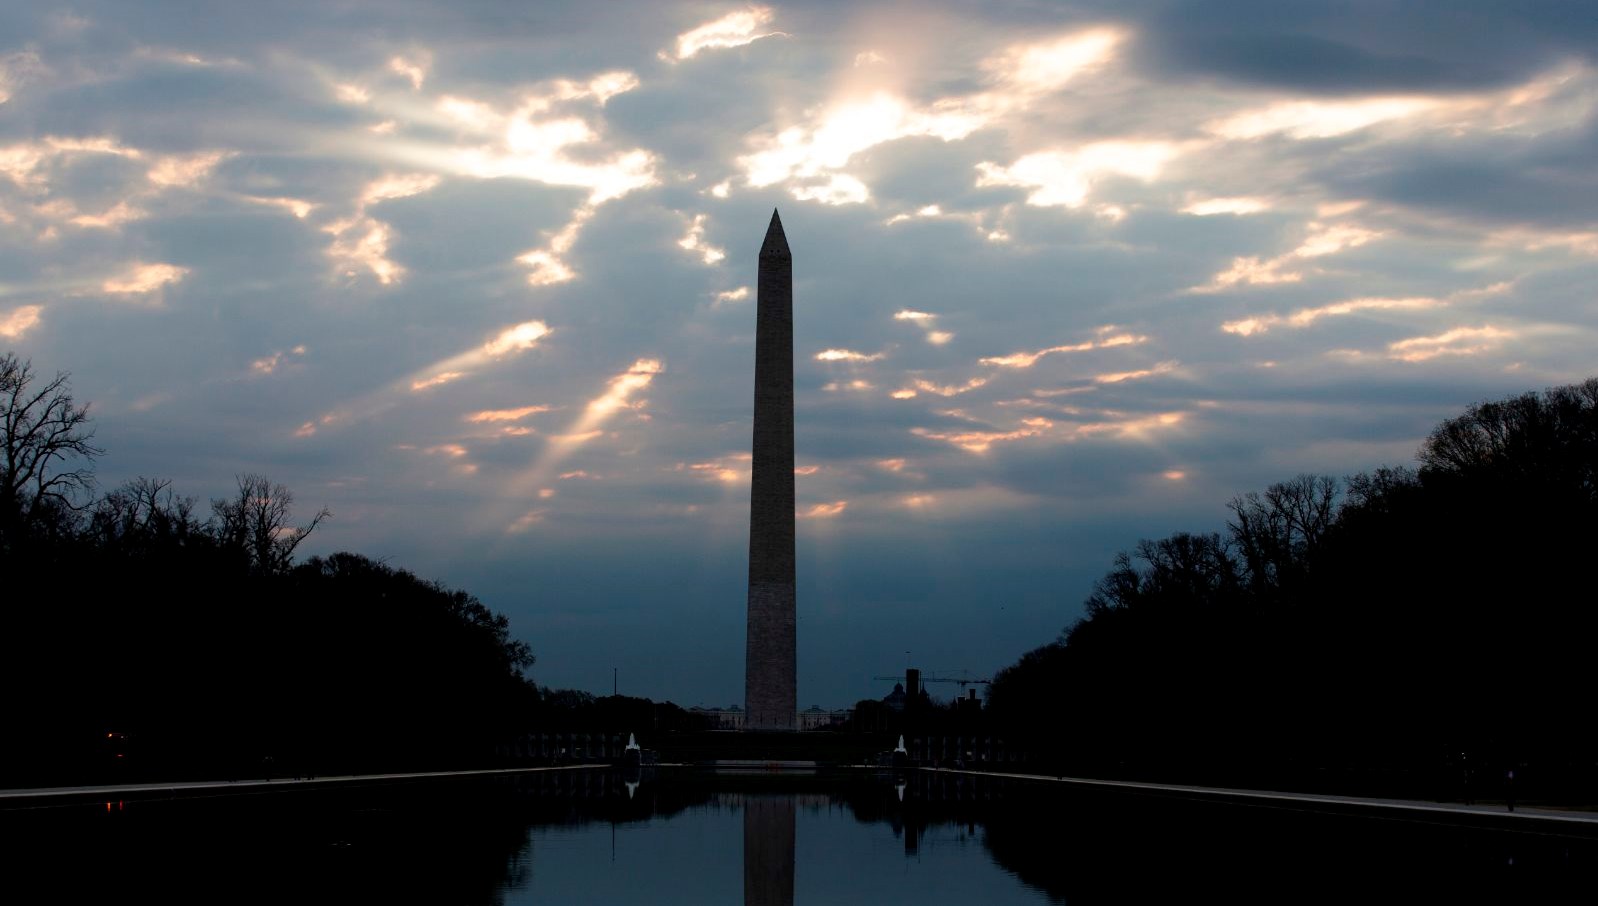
[3,770,1594,904]
[519,789,1038,905]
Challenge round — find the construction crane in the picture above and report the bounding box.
[873,668,993,697]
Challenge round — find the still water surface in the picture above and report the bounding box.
[4,770,1593,903]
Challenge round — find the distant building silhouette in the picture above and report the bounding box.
[745,210,797,731]
[690,705,746,730]
[798,705,851,730]
[882,683,908,712]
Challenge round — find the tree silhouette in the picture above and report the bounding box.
[992,378,1598,799]
[1419,377,1598,497]
[0,355,560,786]
[89,476,204,553]
[0,352,103,547]
[211,473,329,575]
[1227,474,1337,595]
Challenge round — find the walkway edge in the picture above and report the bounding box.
[924,768,1598,835]
[0,764,610,806]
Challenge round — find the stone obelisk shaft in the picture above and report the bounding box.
[745,210,796,731]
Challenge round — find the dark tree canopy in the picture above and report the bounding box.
[991,377,1598,802]
[89,476,204,553]
[0,354,557,785]
[1419,377,1598,498]
[1226,473,1337,595]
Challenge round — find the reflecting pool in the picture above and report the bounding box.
[4,769,1594,903]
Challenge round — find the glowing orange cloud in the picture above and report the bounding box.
[0,304,42,339]
[466,405,551,423]
[1388,325,1513,362]
[251,345,308,376]
[1207,97,1440,140]
[672,7,781,60]
[976,141,1178,209]
[507,509,546,533]
[503,357,664,494]
[411,371,465,391]
[302,321,552,438]
[324,173,441,285]
[981,330,1145,368]
[1223,297,1440,336]
[1094,361,1179,384]
[912,418,1052,453]
[101,262,188,296]
[1182,197,1270,216]
[1194,222,1383,293]
[1075,411,1187,439]
[147,151,230,188]
[815,349,884,362]
[684,459,746,483]
[482,321,552,358]
[679,214,726,265]
[734,26,1126,207]
[388,53,429,90]
[894,309,954,345]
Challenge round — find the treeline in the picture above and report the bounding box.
[534,690,711,734]
[989,378,1598,801]
[0,353,703,785]
[2,472,543,783]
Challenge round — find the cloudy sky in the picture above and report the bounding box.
[3,1,1596,707]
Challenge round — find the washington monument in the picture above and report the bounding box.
[745,209,797,731]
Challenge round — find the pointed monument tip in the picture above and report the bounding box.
[761,208,789,257]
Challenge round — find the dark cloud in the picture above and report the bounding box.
[1137,0,1598,94]
[1141,30,1506,94]
[1317,143,1598,230]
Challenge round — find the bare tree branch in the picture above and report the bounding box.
[1,353,104,543]
[210,473,330,574]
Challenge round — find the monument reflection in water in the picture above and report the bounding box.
[6,771,1596,903]
[744,795,795,906]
